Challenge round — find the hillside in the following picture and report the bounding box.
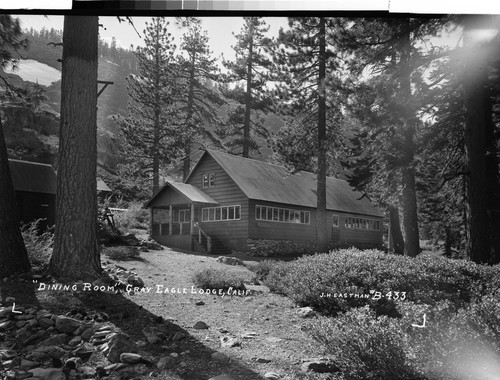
[1,29,285,192]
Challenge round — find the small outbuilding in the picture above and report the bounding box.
[8,158,112,230]
[146,150,384,255]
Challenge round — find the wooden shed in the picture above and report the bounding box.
[8,159,112,230]
[146,150,384,254]
[8,159,57,230]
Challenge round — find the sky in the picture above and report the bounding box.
[16,15,289,61]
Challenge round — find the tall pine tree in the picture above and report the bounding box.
[221,17,273,158]
[0,15,31,279]
[114,17,182,195]
[177,17,226,179]
[272,17,344,252]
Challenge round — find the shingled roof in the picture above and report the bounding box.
[194,150,383,217]
[8,159,112,194]
[8,159,57,194]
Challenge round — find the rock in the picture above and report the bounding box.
[209,374,234,380]
[39,318,55,329]
[256,358,272,363]
[301,360,339,373]
[157,356,176,370]
[127,274,145,288]
[68,336,82,346]
[33,345,66,359]
[80,328,93,341]
[105,333,138,363]
[193,321,209,329]
[136,340,147,348]
[122,233,141,246]
[170,352,179,358]
[265,337,283,343]
[55,316,82,334]
[220,336,241,348]
[0,350,18,360]
[195,301,205,306]
[216,256,245,266]
[142,327,162,344]
[241,332,258,339]
[38,333,68,346]
[211,352,230,362]
[120,352,142,364]
[19,359,40,371]
[171,332,186,342]
[140,239,162,250]
[79,366,95,378]
[296,307,315,318]
[64,357,82,369]
[28,367,65,380]
[264,372,280,379]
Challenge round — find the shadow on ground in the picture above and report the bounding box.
[0,279,264,380]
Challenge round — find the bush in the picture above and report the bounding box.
[192,268,248,292]
[21,219,53,271]
[113,202,149,232]
[305,306,423,380]
[247,259,282,282]
[102,246,140,261]
[263,248,499,316]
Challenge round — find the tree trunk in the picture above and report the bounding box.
[389,205,405,255]
[183,54,196,181]
[316,17,329,253]
[49,16,101,281]
[399,19,420,257]
[243,22,253,158]
[0,117,31,278]
[462,16,494,264]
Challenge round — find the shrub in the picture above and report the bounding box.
[192,268,248,292]
[247,259,281,282]
[102,246,140,261]
[21,219,53,271]
[113,201,149,232]
[264,248,499,316]
[305,306,423,380]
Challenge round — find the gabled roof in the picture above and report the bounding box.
[8,159,113,194]
[188,150,383,217]
[8,159,57,194]
[145,181,218,208]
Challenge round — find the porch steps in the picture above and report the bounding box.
[191,234,231,255]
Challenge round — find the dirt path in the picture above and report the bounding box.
[108,247,328,380]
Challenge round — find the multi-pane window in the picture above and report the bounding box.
[202,173,216,188]
[255,205,310,224]
[344,216,380,231]
[173,209,190,223]
[332,214,339,228]
[202,205,241,222]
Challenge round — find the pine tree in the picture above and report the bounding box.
[221,17,273,158]
[177,17,226,179]
[49,15,101,281]
[114,17,182,195]
[0,15,31,279]
[272,17,344,252]
[337,17,447,257]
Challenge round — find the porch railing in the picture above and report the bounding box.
[194,222,212,253]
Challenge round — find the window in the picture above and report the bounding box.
[255,205,310,224]
[202,205,241,222]
[332,214,339,228]
[178,209,190,223]
[202,172,216,188]
[344,216,381,231]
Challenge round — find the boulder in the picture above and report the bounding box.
[120,352,142,364]
[301,359,339,373]
[157,356,176,370]
[104,333,138,363]
[28,367,65,380]
[142,327,162,344]
[55,316,82,334]
[216,256,245,266]
[296,307,315,318]
[193,321,209,330]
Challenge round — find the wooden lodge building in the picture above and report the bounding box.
[146,150,383,254]
[8,158,112,230]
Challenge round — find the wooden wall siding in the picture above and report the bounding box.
[248,200,382,245]
[335,212,383,245]
[248,200,317,241]
[187,155,249,242]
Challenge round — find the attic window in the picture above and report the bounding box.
[202,173,216,188]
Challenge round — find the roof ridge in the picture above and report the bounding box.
[206,149,347,182]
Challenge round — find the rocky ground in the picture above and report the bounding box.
[0,247,338,380]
